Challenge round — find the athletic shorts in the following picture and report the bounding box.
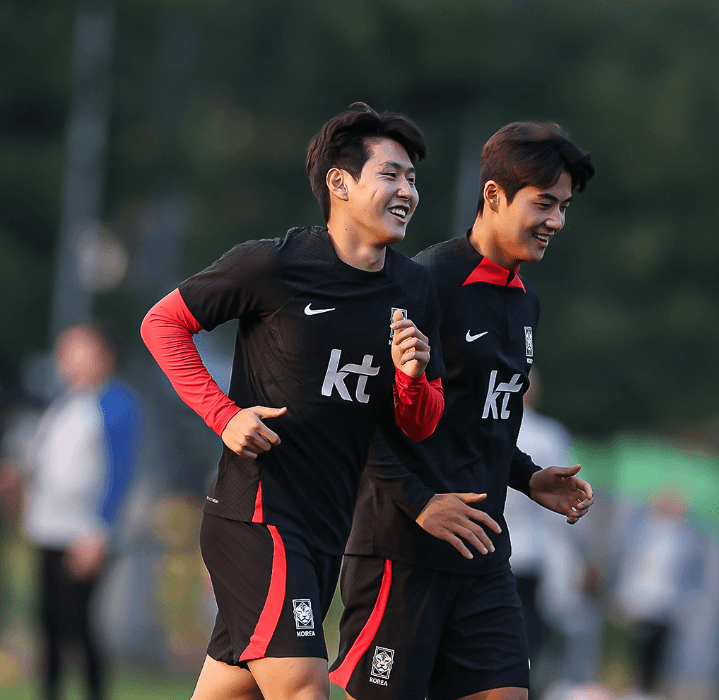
[329,556,530,700]
[200,513,342,667]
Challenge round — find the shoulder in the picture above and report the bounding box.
[277,226,335,264]
[413,238,468,306]
[519,274,538,298]
[518,274,540,313]
[182,227,325,288]
[214,235,286,271]
[207,226,325,268]
[385,247,437,297]
[99,380,144,426]
[64,391,104,433]
[413,237,465,277]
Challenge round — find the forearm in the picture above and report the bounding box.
[508,446,542,497]
[362,426,435,520]
[393,371,443,442]
[140,288,240,435]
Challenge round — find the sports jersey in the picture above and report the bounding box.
[345,231,541,574]
[143,226,443,555]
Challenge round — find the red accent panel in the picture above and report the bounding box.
[140,288,241,435]
[393,372,444,442]
[251,481,263,523]
[462,257,526,291]
[239,525,287,662]
[329,559,393,690]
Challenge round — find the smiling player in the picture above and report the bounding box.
[141,104,444,700]
[330,122,596,700]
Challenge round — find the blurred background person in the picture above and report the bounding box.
[607,485,708,700]
[505,372,604,697]
[18,323,143,700]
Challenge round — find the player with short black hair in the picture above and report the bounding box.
[330,122,596,700]
[477,121,593,214]
[141,103,444,700]
[307,102,427,223]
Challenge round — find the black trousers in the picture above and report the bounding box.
[38,548,106,700]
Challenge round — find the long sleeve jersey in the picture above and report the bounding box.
[345,232,541,575]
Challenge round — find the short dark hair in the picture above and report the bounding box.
[306,103,426,222]
[477,122,595,213]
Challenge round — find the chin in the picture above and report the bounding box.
[524,247,546,263]
[381,227,406,246]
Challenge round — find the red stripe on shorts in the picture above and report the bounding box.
[238,525,286,662]
[329,559,392,689]
[251,481,263,522]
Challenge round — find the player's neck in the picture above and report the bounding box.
[326,220,386,272]
[469,215,520,272]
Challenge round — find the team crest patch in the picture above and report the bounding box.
[371,646,395,682]
[292,599,314,630]
[524,326,534,364]
[389,308,407,344]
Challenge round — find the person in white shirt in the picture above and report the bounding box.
[23,324,142,700]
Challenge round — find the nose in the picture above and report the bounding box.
[545,208,564,232]
[397,175,417,206]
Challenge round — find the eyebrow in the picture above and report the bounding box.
[379,160,416,176]
[538,192,573,204]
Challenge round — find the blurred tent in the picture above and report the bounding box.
[575,436,719,536]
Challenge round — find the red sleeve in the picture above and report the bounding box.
[140,288,241,436]
[392,370,444,442]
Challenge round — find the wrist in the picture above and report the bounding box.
[394,367,427,387]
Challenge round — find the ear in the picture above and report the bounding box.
[326,167,349,203]
[483,181,502,213]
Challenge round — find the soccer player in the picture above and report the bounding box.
[329,122,596,700]
[140,104,444,700]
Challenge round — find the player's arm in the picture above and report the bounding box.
[507,446,542,496]
[140,289,285,459]
[390,310,444,441]
[364,427,501,560]
[393,373,443,442]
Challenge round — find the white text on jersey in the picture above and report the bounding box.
[321,349,380,403]
[482,370,523,419]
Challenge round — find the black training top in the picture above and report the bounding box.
[345,232,541,575]
[178,226,442,556]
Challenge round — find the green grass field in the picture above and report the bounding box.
[0,671,196,700]
[0,669,348,699]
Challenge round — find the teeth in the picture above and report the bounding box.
[535,234,550,243]
[389,207,407,219]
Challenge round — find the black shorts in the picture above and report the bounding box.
[200,513,342,666]
[329,556,530,700]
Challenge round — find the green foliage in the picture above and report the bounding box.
[2,0,718,434]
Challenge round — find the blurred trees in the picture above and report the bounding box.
[2,0,718,436]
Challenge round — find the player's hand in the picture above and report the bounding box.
[221,406,287,459]
[528,464,594,524]
[65,532,107,580]
[415,493,501,559]
[391,310,430,377]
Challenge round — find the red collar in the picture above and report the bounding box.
[462,256,525,291]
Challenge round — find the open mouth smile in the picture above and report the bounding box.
[388,205,410,222]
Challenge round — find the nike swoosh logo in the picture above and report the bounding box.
[466,331,488,342]
[304,304,336,316]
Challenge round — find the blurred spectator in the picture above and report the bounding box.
[609,485,705,698]
[506,372,603,695]
[18,323,143,700]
